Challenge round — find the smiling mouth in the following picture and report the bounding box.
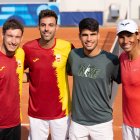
[9,44,16,48]
[86,43,93,47]
[123,45,130,48]
[43,33,51,37]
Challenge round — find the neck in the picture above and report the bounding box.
[84,47,101,57]
[128,45,140,60]
[0,45,15,57]
[39,38,55,49]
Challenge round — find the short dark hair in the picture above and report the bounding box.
[38,9,58,25]
[2,19,24,35]
[79,18,99,34]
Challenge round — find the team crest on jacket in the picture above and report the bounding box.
[55,54,61,62]
[17,60,22,68]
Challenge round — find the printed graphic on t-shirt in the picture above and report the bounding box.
[17,60,22,68]
[33,58,39,62]
[55,54,61,62]
[0,66,5,71]
[78,64,100,79]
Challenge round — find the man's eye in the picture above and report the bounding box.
[81,33,90,37]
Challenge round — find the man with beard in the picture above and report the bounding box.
[23,9,73,140]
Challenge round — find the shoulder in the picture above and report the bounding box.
[101,50,119,60]
[56,38,73,48]
[56,38,71,44]
[100,50,120,65]
[69,48,83,56]
[15,47,25,61]
[23,39,39,50]
[15,47,24,56]
[119,51,126,60]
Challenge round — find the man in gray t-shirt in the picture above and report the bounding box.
[67,18,121,140]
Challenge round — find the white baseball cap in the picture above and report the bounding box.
[117,19,138,34]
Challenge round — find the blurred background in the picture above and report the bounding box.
[0,0,140,27]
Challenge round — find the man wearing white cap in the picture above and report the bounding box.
[117,19,140,140]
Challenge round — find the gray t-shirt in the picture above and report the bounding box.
[67,48,120,125]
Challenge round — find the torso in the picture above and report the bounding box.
[68,48,120,125]
[0,48,24,128]
[23,38,72,119]
[120,52,140,127]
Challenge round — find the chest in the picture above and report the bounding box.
[121,59,140,85]
[26,48,69,71]
[70,55,114,80]
[0,58,17,79]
